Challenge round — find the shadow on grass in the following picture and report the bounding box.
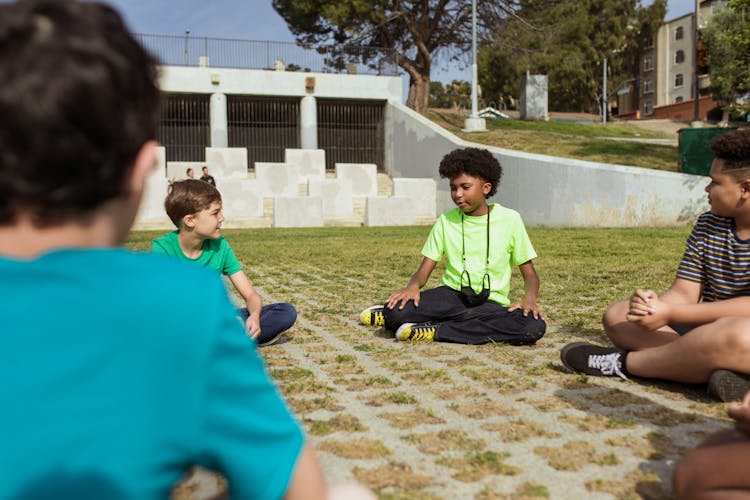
[553,379,727,499]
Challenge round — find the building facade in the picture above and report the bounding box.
[620,0,725,119]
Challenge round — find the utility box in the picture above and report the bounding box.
[678,127,737,176]
[519,74,548,120]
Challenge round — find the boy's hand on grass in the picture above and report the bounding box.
[386,286,420,310]
[728,390,750,435]
[509,297,545,320]
[245,315,261,340]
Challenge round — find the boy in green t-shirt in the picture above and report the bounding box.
[360,147,546,344]
[152,180,296,346]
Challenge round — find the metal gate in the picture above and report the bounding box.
[317,99,385,171]
[227,96,300,168]
[157,93,210,162]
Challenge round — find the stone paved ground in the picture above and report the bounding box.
[197,262,729,500]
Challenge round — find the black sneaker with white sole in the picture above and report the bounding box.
[560,342,628,380]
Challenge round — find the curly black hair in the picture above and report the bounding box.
[0,0,161,226]
[438,148,502,198]
[711,129,750,180]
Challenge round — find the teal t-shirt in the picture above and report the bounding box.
[0,249,303,499]
[151,231,242,276]
[421,204,537,306]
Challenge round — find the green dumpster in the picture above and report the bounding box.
[678,127,737,176]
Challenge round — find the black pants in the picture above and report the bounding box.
[382,286,546,345]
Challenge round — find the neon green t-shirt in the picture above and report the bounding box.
[151,231,243,276]
[421,204,537,306]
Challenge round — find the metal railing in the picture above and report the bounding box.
[135,34,400,77]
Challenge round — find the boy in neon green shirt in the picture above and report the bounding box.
[361,147,546,344]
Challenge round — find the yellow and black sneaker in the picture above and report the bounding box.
[359,305,385,327]
[396,322,438,342]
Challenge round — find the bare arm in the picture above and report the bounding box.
[666,295,750,324]
[386,257,437,309]
[508,260,544,319]
[625,278,749,329]
[228,270,263,338]
[283,443,327,500]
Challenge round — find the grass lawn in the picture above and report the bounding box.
[129,224,727,498]
[427,110,680,172]
[128,225,690,336]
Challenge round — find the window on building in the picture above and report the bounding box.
[675,73,684,88]
[675,26,684,40]
[675,96,684,103]
[644,101,653,115]
[643,56,653,72]
[644,37,654,49]
[644,79,654,94]
[675,50,685,64]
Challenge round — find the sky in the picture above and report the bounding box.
[86,0,698,91]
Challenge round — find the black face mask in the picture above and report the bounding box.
[460,270,491,306]
[459,210,491,307]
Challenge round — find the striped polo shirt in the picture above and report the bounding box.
[676,212,750,302]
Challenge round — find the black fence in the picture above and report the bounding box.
[157,94,386,168]
[135,34,399,77]
[157,94,210,162]
[318,99,385,171]
[228,96,301,166]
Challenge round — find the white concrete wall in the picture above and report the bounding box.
[159,66,402,103]
[387,102,708,226]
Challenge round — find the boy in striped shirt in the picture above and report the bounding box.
[560,129,750,401]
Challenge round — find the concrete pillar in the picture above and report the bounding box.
[300,95,317,149]
[210,93,228,148]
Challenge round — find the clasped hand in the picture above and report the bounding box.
[625,288,670,330]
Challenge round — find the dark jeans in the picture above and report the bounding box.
[238,302,297,345]
[383,286,546,345]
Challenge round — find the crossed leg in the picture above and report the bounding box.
[603,301,750,383]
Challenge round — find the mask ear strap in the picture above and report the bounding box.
[484,208,490,273]
[460,269,472,289]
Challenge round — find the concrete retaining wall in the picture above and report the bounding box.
[387,103,708,226]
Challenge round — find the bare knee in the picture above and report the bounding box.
[706,317,750,357]
[602,300,629,340]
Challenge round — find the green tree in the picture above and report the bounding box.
[702,0,750,121]
[429,81,451,108]
[272,0,521,113]
[478,0,665,114]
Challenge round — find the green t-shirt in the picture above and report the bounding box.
[421,204,537,306]
[151,231,243,276]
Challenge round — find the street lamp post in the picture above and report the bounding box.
[602,58,608,124]
[184,30,190,66]
[692,0,702,127]
[463,0,486,132]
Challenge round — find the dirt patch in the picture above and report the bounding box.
[353,462,434,491]
[318,438,391,459]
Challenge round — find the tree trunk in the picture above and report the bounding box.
[720,109,730,127]
[406,73,431,114]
